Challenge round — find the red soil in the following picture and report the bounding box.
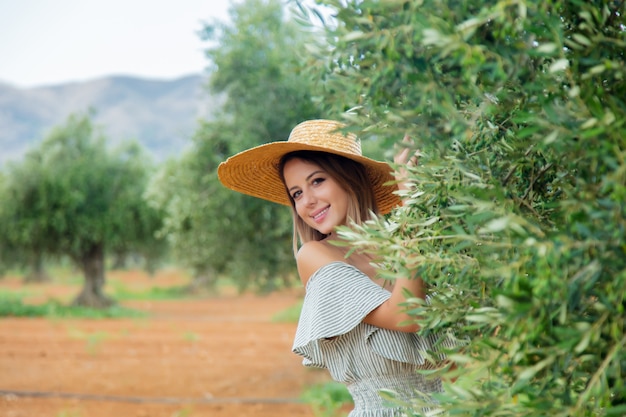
[0,269,332,417]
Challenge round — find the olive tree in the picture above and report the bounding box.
[297,0,626,415]
[3,113,164,307]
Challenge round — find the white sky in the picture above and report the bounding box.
[0,0,234,88]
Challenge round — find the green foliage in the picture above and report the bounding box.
[272,300,303,323]
[148,0,321,292]
[0,293,144,318]
[301,381,353,417]
[298,0,626,415]
[0,172,23,274]
[4,112,164,261]
[111,282,191,301]
[1,112,165,306]
[202,0,319,129]
[106,141,169,271]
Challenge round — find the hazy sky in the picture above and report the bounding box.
[0,0,234,88]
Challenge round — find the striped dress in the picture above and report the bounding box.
[292,262,453,417]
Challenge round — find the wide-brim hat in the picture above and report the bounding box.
[217,119,401,214]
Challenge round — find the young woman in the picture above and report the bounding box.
[218,119,453,416]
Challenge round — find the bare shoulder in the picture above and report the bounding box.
[296,240,346,285]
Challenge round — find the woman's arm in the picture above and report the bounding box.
[363,277,425,332]
[364,135,424,332]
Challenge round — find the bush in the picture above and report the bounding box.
[301,381,353,417]
[299,0,626,415]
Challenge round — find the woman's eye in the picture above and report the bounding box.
[292,190,302,199]
[311,177,325,186]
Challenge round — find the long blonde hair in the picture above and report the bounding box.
[279,151,379,255]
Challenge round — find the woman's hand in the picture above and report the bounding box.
[394,134,419,195]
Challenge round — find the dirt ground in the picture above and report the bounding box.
[0,269,333,417]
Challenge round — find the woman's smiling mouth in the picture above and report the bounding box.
[311,206,330,222]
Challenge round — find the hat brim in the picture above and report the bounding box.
[217,141,401,215]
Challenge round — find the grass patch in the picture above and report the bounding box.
[111,283,192,301]
[301,381,353,417]
[182,331,201,342]
[0,287,36,299]
[67,328,111,355]
[271,300,303,323]
[0,293,145,319]
[56,409,82,417]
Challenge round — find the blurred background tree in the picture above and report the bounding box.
[146,0,321,292]
[1,113,164,307]
[294,0,626,415]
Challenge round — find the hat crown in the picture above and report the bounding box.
[288,120,362,156]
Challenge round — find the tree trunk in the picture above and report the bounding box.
[72,243,115,308]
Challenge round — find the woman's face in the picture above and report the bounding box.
[282,157,350,235]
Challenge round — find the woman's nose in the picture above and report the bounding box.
[303,191,317,206]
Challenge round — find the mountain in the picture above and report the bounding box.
[0,74,221,167]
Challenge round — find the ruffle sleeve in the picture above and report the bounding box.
[291,262,459,369]
[292,262,391,367]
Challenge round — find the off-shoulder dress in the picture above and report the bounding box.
[292,261,452,417]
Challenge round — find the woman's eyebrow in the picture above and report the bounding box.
[306,170,324,181]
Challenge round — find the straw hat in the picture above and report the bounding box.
[217,119,401,214]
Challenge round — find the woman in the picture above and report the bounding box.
[218,119,453,416]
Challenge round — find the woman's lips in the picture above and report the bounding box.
[311,206,329,223]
